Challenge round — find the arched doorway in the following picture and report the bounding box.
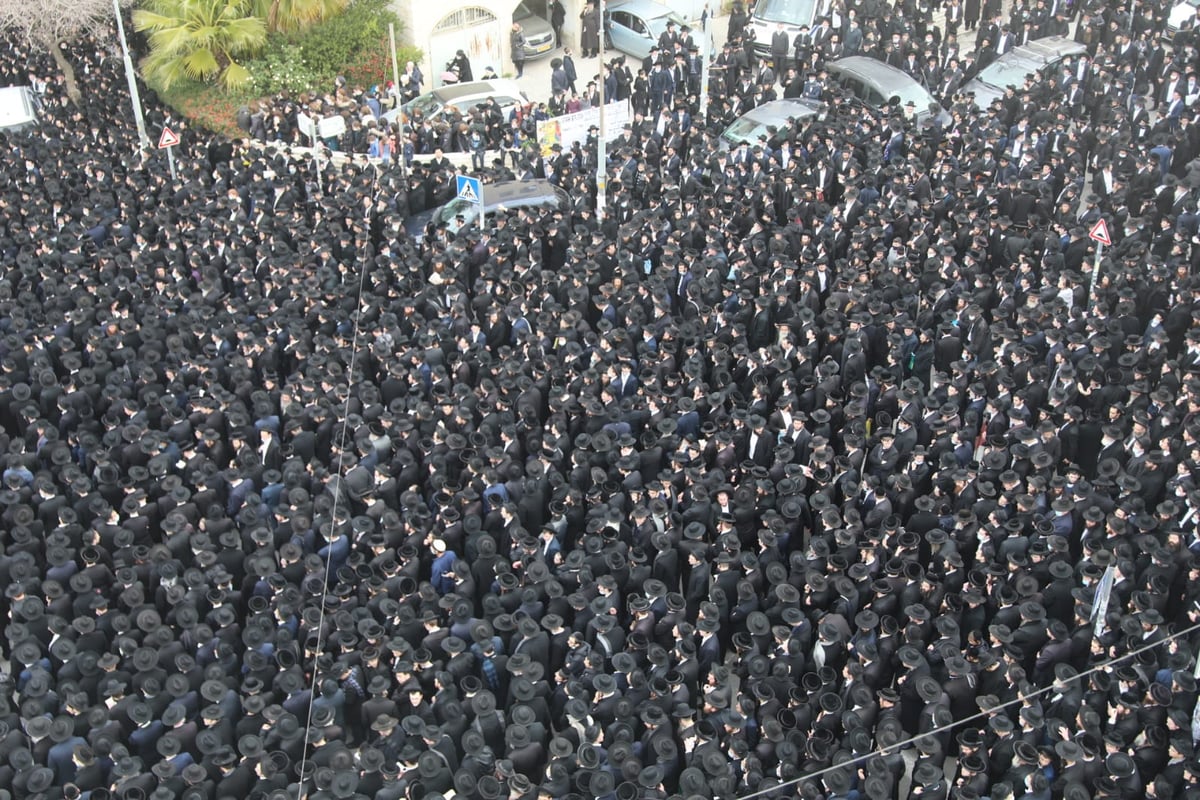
[429,7,503,86]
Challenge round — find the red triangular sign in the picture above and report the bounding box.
[1088,218,1111,247]
[157,127,180,149]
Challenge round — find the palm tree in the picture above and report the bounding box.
[252,0,349,34]
[134,0,267,91]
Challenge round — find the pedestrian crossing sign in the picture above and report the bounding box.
[457,175,482,204]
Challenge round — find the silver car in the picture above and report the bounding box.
[607,0,688,62]
[383,79,530,128]
[719,98,823,149]
[961,36,1088,110]
[514,1,556,60]
[825,56,953,128]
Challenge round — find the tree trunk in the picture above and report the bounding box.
[46,40,82,105]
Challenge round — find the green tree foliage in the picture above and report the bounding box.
[251,0,349,35]
[134,0,266,91]
[244,0,403,96]
[297,0,395,77]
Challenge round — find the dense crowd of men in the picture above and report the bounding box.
[3,0,1200,799]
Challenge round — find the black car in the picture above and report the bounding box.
[404,179,570,242]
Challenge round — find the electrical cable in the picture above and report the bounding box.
[293,182,375,800]
[735,618,1200,800]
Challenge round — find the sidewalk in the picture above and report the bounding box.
[508,4,984,111]
[510,11,729,107]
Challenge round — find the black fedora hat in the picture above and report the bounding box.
[1105,752,1136,779]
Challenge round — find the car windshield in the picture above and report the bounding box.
[752,0,817,24]
[514,1,536,20]
[434,198,479,227]
[404,93,444,121]
[974,57,1041,89]
[888,80,935,109]
[722,115,774,146]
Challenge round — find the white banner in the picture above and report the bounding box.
[317,115,347,140]
[536,100,631,157]
[296,112,317,142]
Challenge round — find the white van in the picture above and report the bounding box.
[0,86,39,133]
[746,0,820,58]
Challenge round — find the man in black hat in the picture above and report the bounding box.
[10,10,1200,800]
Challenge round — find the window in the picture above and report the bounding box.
[433,7,497,32]
[612,11,646,35]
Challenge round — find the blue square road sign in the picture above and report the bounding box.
[456,175,482,204]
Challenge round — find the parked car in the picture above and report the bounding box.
[383,80,529,129]
[404,180,570,242]
[718,97,823,149]
[960,35,1087,110]
[607,0,689,62]
[825,56,952,127]
[0,86,39,133]
[513,1,556,60]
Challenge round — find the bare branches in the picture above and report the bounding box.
[0,0,129,49]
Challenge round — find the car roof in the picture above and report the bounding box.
[483,180,566,209]
[740,98,822,125]
[1004,36,1086,66]
[0,86,37,131]
[433,80,526,103]
[967,36,1086,93]
[827,56,921,89]
[608,0,684,21]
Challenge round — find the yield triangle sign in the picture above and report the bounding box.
[157,126,181,149]
[1088,218,1111,247]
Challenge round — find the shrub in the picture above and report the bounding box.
[150,0,422,128]
[242,0,421,96]
[250,40,321,95]
[343,37,423,89]
[155,78,247,136]
[298,0,397,78]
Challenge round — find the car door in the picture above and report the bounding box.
[610,10,648,57]
[838,75,867,103]
[861,82,888,108]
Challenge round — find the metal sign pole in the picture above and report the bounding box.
[166,146,177,181]
[596,0,607,220]
[1087,241,1103,310]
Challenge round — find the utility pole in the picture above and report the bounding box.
[595,0,607,219]
[113,0,150,151]
[388,23,408,181]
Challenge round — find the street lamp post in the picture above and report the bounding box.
[112,0,150,151]
[595,0,607,219]
[388,22,409,181]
